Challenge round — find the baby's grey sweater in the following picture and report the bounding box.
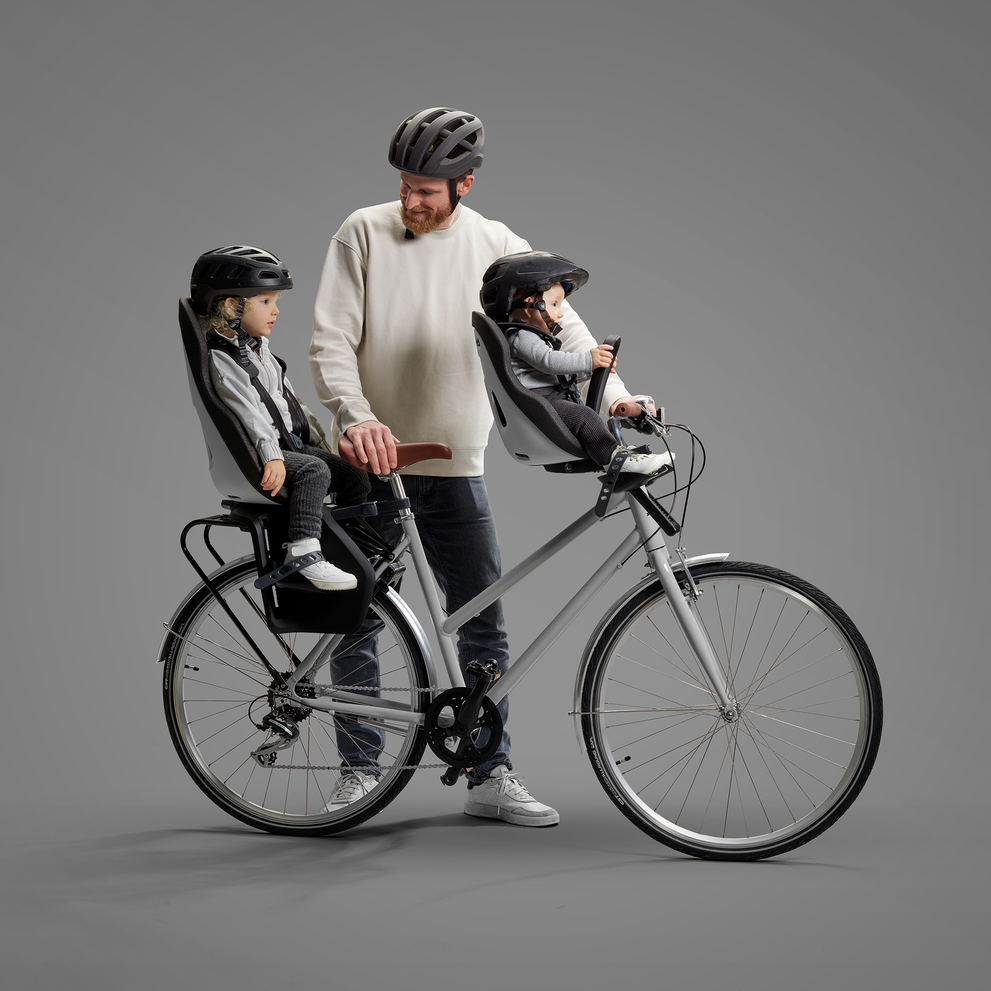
[508,326,593,392]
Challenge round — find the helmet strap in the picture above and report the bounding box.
[513,295,560,335]
[225,297,259,365]
[227,297,247,332]
[538,308,561,336]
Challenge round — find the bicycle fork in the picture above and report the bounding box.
[628,498,739,721]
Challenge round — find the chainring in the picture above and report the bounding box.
[424,688,503,768]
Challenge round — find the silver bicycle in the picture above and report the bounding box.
[162,305,881,861]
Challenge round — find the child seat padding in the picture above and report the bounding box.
[179,297,376,633]
[472,311,597,468]
[179,297,283,503]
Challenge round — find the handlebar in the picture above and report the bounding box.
[611,404,668,438]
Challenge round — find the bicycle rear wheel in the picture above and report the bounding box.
[581,562,882,860]
[161,557,429,835]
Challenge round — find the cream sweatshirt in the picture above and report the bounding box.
[310,200,630,476]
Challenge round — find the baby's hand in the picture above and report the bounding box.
[261,459,286,497]
[590,344,616,371]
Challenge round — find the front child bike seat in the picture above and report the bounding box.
[472,310,611,473]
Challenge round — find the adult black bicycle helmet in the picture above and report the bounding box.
[389,107,484,178]
[479,251,589,323]
[190,245,293,315]
[389,107,484,215]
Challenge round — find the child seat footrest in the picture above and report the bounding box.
[594,447,632,517]
[254,551,324,590]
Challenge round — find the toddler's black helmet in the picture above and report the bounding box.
[389,107,484,178]
[190,245,293,315]
[479,251,589,323]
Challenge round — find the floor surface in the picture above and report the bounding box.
[4,784,984,991]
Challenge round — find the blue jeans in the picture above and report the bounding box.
[330,474,511,784]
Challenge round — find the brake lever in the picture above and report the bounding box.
[617,406,669,438]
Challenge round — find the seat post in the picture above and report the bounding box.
[387,472,411,519]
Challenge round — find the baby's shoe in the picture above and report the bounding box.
[283,538,358,591]
[617,448,675,475]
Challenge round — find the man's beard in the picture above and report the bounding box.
[400,199,454,235]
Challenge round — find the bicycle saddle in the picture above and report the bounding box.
[336,440,453,473]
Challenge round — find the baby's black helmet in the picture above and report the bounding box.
[389,107,484,178]
[479,251,589,323]
[190,245,293,315]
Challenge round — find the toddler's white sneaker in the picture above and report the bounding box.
[283,538,358,591]
[617,448,674,475]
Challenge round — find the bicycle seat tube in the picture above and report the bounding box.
[385,472,466,689]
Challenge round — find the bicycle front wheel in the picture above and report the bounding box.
[581,562,882,860]
[161,557,429,836]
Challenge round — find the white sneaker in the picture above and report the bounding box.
[322,770,378,811]
[284,538,358,591]
[618,448,674,475]
[464,766,560,827]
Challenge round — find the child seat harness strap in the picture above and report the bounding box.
[208,336,311,452]
[503,323,583,405]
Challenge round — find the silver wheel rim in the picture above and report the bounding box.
[589,571,875,852]
[166,561,425,826]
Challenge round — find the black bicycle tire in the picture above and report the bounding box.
[161,558,429,836]
[580,562,882,860]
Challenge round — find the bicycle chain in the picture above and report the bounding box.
[313,684,434,694]
[270,683,449,770]
[269,763,451,771]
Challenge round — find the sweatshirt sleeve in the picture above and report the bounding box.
[208,350,284,466]
[555,300,632,415]
[310,233,376,433]
[512,329,594,378]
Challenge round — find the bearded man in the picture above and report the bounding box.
[309,107,641,825]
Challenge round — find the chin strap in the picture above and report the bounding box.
[227,297,247,330]
[225,297,261,365]
[530,301,562,336]
[508,297,561,335]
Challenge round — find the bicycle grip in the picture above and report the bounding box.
[613,401,642,418]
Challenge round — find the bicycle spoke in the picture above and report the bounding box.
[582,562,881,858]
[163,564,429,834]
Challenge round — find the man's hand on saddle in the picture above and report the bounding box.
[341,420,400,475]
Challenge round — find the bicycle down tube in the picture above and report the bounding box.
[279,473,735,726]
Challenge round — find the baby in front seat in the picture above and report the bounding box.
[190,245,371,591]
[479,251,672,474]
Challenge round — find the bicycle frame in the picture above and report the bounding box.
[276,474,733,735]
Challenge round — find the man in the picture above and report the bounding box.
[310,107,645,826]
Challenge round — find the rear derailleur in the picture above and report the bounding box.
[249,691,312,766]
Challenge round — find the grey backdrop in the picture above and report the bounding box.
[2,1,987,987]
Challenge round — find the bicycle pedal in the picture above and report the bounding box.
[465,658,499,681]
[440,766,463,786]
